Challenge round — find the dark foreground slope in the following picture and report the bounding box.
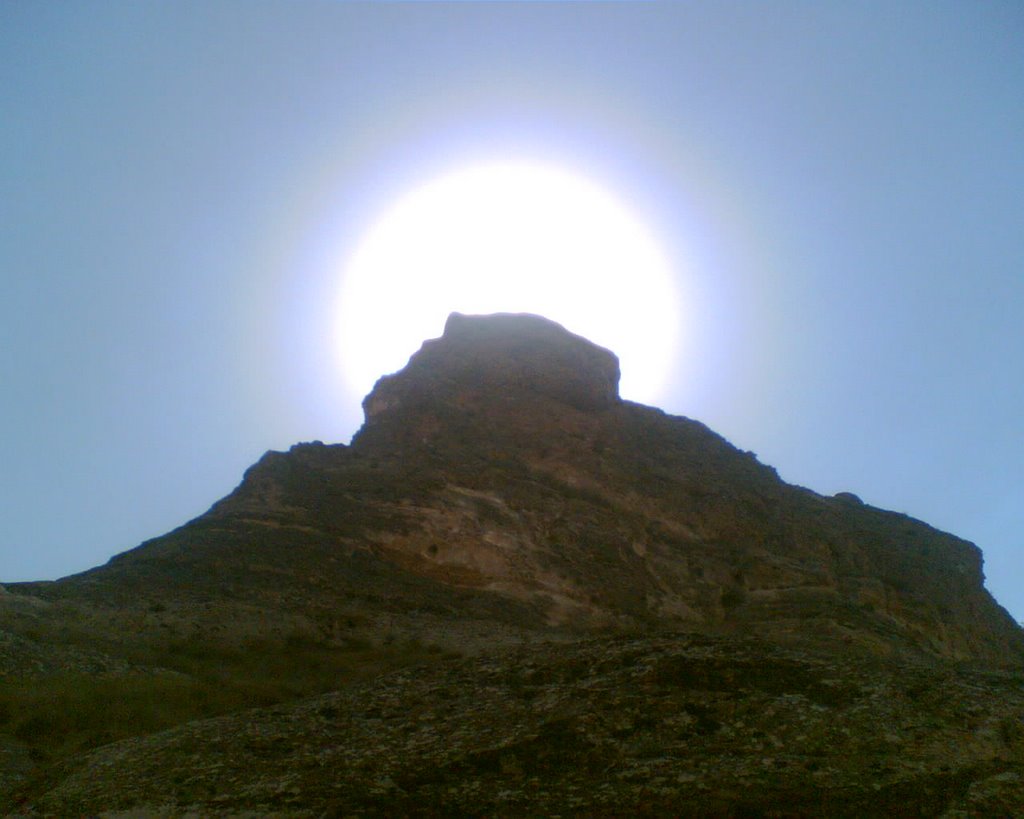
[2,312,1023,815]
[22,636,1024,817]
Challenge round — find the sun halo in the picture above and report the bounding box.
[335,160,682,405]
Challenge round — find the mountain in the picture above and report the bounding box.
[2,312,1023,815]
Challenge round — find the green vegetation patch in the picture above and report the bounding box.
[0,631,455,765]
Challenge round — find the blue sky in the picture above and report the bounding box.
[2,2,1022,623]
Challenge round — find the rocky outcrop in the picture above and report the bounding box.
[25,311,1020,664]
[3,311,1022,815]
[364,311,620,420]
[201,312,1021,663]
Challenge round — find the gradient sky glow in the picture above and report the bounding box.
[2,3,1022,623]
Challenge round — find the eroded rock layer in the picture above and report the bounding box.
[99,311,1021,662]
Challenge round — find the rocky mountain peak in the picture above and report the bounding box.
[362,312,621,422]
[4,314,1024,814]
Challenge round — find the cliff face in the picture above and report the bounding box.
[4,312,1023,814]
[191,311,1018,662]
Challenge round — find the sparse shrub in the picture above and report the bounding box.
[721,586,747,610]
[998,715,1023,745]
[628,732,665,760]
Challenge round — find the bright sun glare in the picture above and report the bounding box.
[336,161,681,404]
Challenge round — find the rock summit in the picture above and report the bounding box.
[364,311,621,419]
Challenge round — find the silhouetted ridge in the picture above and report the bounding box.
[363,312,620,421]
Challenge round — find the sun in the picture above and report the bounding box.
[335,160,681,404]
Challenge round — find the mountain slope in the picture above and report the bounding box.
[3,312,1022,814]
[35,311,1020,660]
[23,635,1024,817]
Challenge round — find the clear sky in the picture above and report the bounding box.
[2,2,1021,623]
